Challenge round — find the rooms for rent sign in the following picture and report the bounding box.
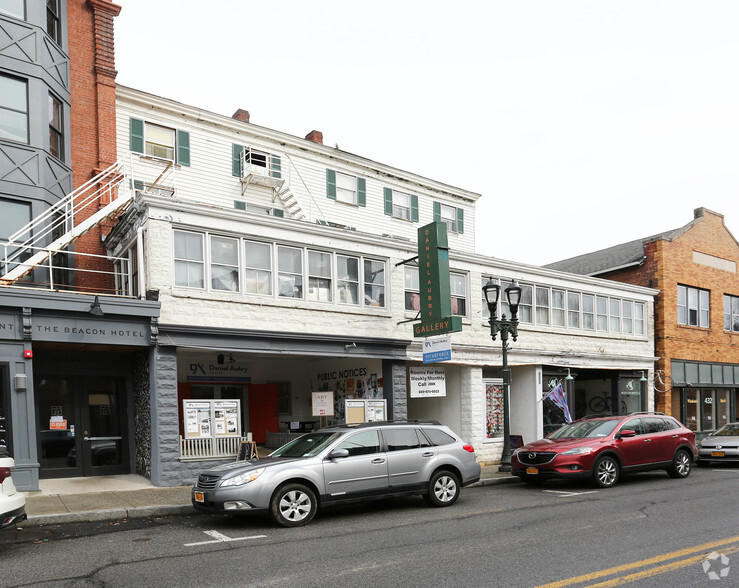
[409,366,447,398]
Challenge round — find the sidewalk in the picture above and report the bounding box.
[20,464,519,528]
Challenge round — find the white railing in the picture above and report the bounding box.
[179,435,250,462]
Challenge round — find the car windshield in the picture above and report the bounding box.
[548,419,619,439]
[712,423,739,437]
[269,432,343,458]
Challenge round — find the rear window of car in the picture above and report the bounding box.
[423,428,456,446]
[383,428,423,451]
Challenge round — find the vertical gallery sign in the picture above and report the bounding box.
[413,222,463,337]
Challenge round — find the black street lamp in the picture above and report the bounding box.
[483,279,522,472]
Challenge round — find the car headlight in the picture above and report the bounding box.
[221,468,265,487]
[561,447,595,455]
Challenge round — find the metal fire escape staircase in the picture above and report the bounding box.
[239,149,326,223]
[0,160,164,286]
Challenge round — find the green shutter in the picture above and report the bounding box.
[176,130,190,166]
[456,208,464,234]
[433,201,441,222]
[232,144,243,176]
[411,195,419,222]
[357,177,366,207]
[326,169,336,199]
[270,154,282,179]
[234,200,246,210]
[130,118,144,153]
[383,188,393,215]
[272,208,284,217]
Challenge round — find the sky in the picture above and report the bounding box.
[114,0,739,266]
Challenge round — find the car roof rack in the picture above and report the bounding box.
[627,411,666,416]
[322,419,441,430]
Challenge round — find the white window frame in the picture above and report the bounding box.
[0,74,28,144]
[405,266,420,312]
[724,294,739,333]
[567,291,580,328]
[335,171,357,205]
[145,122,176,161]
[308,250,333,303]
[244,240,272,296]
[392,190,411,220]
[450,272,467,317]
[439,203,458,233]
[173,230,205,289]
[678,284,710,328]
[582,294,595,330]
[363,258,385,308]
[337,255,360,305]
[210,235,240,292]
[277,245,303,299]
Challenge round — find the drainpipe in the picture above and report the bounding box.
[137,226,145,298]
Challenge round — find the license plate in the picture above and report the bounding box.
[526,467,539,475]
[712,451,725,457]
[194,491,204,502]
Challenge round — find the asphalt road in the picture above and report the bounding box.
[1,466,737,587]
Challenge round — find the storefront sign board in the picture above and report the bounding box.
[312,392,334,416]
[422,335,452,363]
[409,366,447,397]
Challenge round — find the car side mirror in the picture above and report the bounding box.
[618,429,636,438]
[327,448,350,460]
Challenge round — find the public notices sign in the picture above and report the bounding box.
[409,366,447,398]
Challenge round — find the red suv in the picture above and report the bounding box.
[511,413,697,488]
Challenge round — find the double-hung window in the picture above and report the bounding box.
[308,251,332,302]
[337,255,359,305]
[609,298,621,332]
[596,296,608,331]
[622,300,633,334]
[552,289,565,326]
[634,302,645,335]
[384,188,418,221]
[582,294,594,330]
[363,259,385,307]
[678,285,709,328]
[174,230,204,288]
[536,287,550,325]
[210,236,239,292]
[326,169,366,206]
[278,246,303,298]
[130,118,190,165]
[244,241,272,295]
[47,0,60,44]
[724,294,739,332]
[450,272,467,317]
[49,93,63,159]
[404,266,420,311]
[568,292,580,328]
[434,202,464,234]
[0,74,28,143]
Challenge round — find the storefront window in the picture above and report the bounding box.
[685,389,699,431]
[485,381,503,439]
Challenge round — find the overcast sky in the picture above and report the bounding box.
[114,1,739,266]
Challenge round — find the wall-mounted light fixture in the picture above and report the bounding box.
[88,296,104,316]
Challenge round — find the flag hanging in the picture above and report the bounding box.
[545,383,573,423]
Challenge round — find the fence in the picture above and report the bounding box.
[179,435,249,462]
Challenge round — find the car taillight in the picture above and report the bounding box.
[0,467,10,484]
[462,444,475,453]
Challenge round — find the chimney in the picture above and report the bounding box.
[305,130,323,144]
[232,109,250,123]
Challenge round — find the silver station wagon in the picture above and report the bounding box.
[192,420,481,527]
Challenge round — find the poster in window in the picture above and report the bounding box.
[486,382,503,439]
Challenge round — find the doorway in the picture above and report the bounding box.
[36,376,129,478]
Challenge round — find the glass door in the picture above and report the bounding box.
[81,378,126,475]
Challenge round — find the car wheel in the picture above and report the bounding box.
[668,449,692,479]
[592,455,619,488]
[270,483,317,527]
[425,470,460,507]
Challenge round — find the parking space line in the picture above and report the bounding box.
[184,530,267,547]
[543,490,599,497]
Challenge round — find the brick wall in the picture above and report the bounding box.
[67,0,121,293]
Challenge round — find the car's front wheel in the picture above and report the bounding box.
[592,455,620,488]
[425,470,460,507]
[667,449,692,478]
[270,483,317,527]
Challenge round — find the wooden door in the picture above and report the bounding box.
[248,384,279,444]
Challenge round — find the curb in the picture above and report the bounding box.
[472,475,521,487]
[21,505,196,528]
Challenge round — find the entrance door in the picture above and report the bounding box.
[37,376,128,478]
[248,384,279,444]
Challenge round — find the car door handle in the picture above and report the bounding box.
[371,458,386,464]
[422,452,434,458]
[644,439,652,443]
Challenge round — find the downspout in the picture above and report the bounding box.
[137,226,145,298]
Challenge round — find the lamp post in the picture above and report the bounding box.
[483,279,522,473]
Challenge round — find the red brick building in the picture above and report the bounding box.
[547,208,739,432]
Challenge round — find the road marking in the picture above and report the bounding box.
[535,535,739,588]
[184,530,267,547]
[543,490,599,497]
